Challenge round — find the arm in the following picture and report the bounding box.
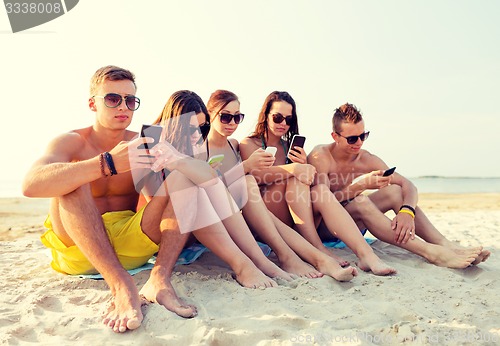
[240,137,314,185]
[151,140,218,186]
[22,133,103,198]
[389,172,419,243]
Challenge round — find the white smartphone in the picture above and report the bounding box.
[208,154,224,165]
[265,146,277,156]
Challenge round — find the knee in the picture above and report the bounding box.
[59,185,92,203]
[382,184,403,206]
[348,194,376,216]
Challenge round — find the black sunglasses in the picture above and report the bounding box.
[189,125,202,136]
[271,113,294,126]
[219,113,245,124]
[93,93,140,111]
[336,131,370,144]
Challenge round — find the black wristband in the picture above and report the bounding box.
[400,204,416,215]
[103,152,118,176]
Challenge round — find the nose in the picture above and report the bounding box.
[117,96,127,111]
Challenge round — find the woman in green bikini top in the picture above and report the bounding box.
[239,91,378,268]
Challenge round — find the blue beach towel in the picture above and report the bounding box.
[78,232,375,280]
[323,229,377,249]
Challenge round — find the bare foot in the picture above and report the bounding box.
[253,258,295,282]
[102,277,143,333]
[279,253,323,279]
[357,253,397,276]
[316,256,358,282]
[471,249,491,265]
[233,264,278,289]
[139,268,197,318]
[445,243,491,266]
[426,244,480,269]
[318,245,350,267]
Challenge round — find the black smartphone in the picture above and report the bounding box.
[287,135,306,156]
[138,124,163,150]
[383,167,396,176]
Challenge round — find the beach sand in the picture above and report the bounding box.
[1,194,499,345]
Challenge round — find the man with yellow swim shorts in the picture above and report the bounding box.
[22,66,217,333]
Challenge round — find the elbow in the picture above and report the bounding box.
[22,180,36,198]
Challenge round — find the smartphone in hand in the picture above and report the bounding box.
[208,154,224,165]
[265,146,277,156]
[286,135,306,163]
[138,125,163,150]
[383,167,396,176]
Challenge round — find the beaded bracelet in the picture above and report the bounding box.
[103,152,118,176]
[400,204,416,215]
[99,153,108,177]
[398,209,415,218]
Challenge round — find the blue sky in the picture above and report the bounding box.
[1,0,499,197]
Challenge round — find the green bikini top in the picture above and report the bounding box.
[260,135,288,156]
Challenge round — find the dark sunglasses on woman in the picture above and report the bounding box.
[219,113,245,124]
[271,113,294,126]
[93,93,141,111]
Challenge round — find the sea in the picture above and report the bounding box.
[1,177,500,198]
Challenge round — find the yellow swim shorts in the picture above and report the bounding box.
[40,206,159,275]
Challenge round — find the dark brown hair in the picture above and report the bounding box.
[153,90,209,156]
[250,91,299,147]
[206,90,239,119]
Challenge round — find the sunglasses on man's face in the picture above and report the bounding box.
[219,113,245,124]
[335,131,370,144]
[271,113,294,126]
[93,93,141,111]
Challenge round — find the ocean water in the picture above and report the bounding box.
[410,177,500,194]
[1,177,500,198]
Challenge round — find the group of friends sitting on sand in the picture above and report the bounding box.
[22,65,490,333]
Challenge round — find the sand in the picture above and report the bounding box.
[1,194,499,345]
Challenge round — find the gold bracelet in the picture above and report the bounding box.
[399,209,415,218]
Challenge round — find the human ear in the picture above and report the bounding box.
[88,97,97,112]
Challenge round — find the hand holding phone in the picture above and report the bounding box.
[383,167,396,176]
[208,154,224,165]
[138,124,163,150]
[286,135,306,163]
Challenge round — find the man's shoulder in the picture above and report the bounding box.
[309,143,331,159]
[52,127,89,146]
[358,148,381,163]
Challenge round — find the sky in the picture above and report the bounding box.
[1,0,499,197]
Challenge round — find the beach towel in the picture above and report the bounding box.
[78,233,376,279]
[79,241,272,280]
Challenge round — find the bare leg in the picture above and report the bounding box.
[50,185,142,333]
[286,178,350,266]
[201,179,294,281]
[346,192,481,269]
[269,213,358,282]
[139,193,197,318]
[366,186,487,266]
[143,172,277,290]
[308,184,396,275]
[240,175,322,278]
